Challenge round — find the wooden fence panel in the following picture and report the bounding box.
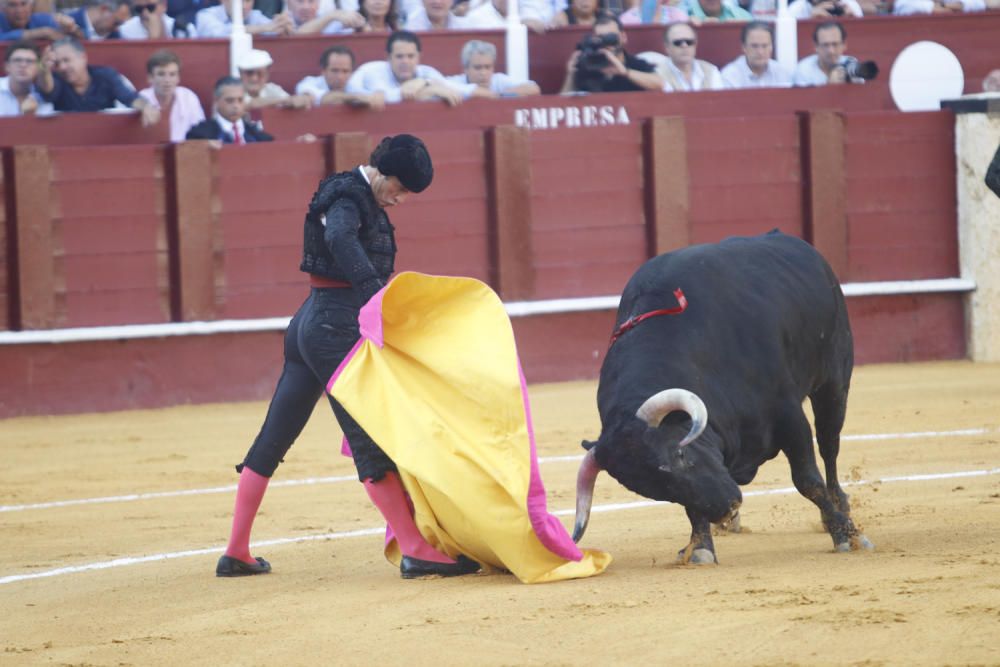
[845,111,957,282]
[48,145,171,327]
[529,124,648,298]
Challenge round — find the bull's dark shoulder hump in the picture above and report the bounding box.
[610,231,847,404]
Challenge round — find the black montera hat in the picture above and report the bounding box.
[374,134,434,193]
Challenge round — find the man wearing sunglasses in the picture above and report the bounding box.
[120,0,195,38]
[657,22,723,92]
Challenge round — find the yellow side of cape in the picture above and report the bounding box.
[329,272,610,583]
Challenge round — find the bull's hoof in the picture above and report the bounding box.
[713,511,742,535]
[677,547,718,565]
[834,534,875,553]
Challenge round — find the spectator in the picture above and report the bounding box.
[446,39,541,98]
[137,50,204,142]
[195,0,290,36]
[36,37,160,126]
[403,0,465,30]
[121,0,196,38]
[345,30,463,105]
[0,39,53,116]
[721,20,791,88]
[654,21,722,91]
[63,0,131,39]
[1,0,79,41]
[893,0,983,13]
[357,0,398,31]
[295,45,385,108]
[620,0,688,23]
[462,0,548,34]
[549,0,603,27]
[983,69,1000,93]
[786,0,864,17]
[560,14,663,93]
[793,21,864,86]
[685,0,751,21]
[284,0,364,34]
[186,75,273,143]
[238,48,313,110]
[166,0,217,34]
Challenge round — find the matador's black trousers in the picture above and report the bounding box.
[238,287,396,481]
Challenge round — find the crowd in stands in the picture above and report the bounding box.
[1,0,999,139]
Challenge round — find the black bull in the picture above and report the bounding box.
[573,231,874,564]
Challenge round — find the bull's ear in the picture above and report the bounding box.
[581,438,597,451]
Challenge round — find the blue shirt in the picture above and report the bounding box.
[0,12,58,41]
[43,66,137,112]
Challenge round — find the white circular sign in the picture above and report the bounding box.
[890,41,965,112]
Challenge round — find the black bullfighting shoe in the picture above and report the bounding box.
[216,555,272,577]
[400,554,480,580]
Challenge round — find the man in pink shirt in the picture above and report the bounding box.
[138,49,204,142]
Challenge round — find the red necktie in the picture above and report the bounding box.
[233,124,244,145]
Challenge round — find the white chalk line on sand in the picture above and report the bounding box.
[2,464,998,586]
[0,428,992,514]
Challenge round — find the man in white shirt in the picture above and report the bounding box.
[658,22,723,92]
[284,0,365,34]
[445,39,540,98]
[0,39,52,116]
[462,0,548,33]
[892,0,984,13]
[120,0,195,39]
[195,0,290,37]
[295,45,385,108]
[721,21,792,89]
[238,48,313,110]
[404,0,465,30]
[786,0,864,18]
[345,30,463,106]
[793,21,866,87]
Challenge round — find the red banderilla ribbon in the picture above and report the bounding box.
[609,288,688,347]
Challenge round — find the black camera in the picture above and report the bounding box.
[573,33,620,92]
[841,57,879,81]
[576,33,620,70]
[827,2,845,15]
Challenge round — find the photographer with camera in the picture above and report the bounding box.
[560,14,664,94]
[786,0,864,17]
[793,21,877,87]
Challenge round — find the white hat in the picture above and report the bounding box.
[238,49,274,71]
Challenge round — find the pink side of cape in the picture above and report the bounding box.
[325,277,583,561]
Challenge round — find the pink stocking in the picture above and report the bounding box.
[363,472,455,564]
[224,467,270,564]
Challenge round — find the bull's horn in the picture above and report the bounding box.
[636,388,708,448]
[571,448,602,543]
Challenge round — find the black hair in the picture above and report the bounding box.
[740,20,773,45]
[813,21,846,44]
[386,30,420,53]
[320,45,355,69]
[4,39,41,62]
[213,75,243,98]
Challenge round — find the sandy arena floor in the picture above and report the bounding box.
[1,360,999,666]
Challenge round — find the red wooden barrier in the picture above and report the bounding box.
[529,123,647,298]
[686,115,805,245]
[845,110,958,282]
[213,140,326,319]
[48,145,172,327]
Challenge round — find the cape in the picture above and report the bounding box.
[327,272,611,583]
